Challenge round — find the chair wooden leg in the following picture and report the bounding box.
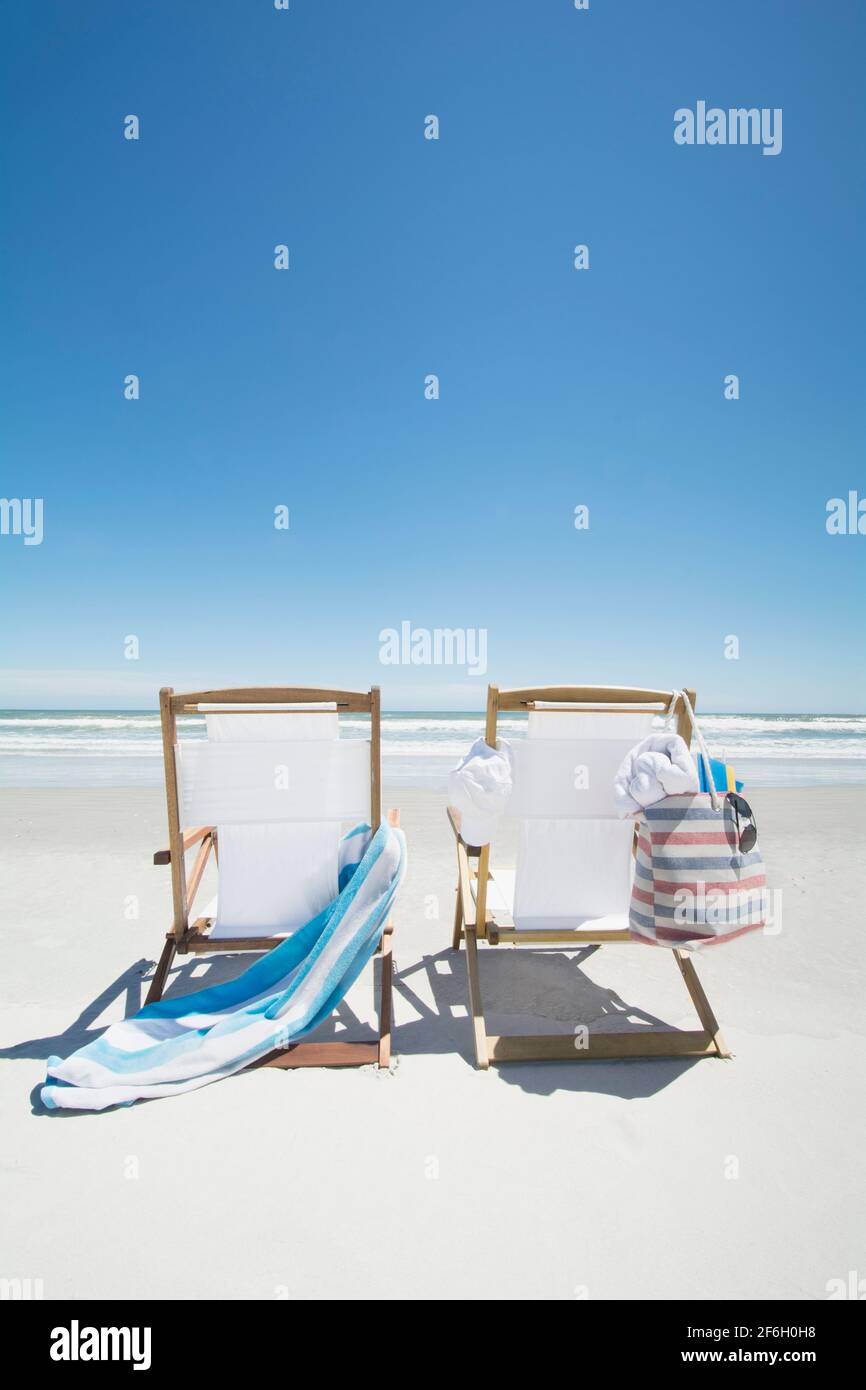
[377,926,394,1068]
[145,936,177,1005]
[463,927,489,1070]
[451,884,464,950]
[673,949,731,1058]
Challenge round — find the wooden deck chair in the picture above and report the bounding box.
[449,685,730,1068]
[149,685,397,1070]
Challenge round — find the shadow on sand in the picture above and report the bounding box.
[8,939,708,1112]
[6,950,383,1116]
[394,945,708,1098]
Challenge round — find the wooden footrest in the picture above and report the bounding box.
[486,1029,721,1063]
[256,1042,380,1070]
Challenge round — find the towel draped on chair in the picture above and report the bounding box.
[41,821,406,1111]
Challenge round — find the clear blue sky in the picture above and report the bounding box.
[2,0,864,711]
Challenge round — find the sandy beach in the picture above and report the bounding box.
[2,783,864,1301]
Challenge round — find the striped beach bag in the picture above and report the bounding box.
[629,692,767,950]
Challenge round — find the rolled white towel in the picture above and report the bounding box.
[448,737,514,845]
[615,732,699,817]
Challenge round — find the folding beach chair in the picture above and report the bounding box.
[449,685,730,1068]
[148,685,397,1069]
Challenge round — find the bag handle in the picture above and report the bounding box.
[671,689,721,812]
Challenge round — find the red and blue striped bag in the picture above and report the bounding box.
[629,693,767,950]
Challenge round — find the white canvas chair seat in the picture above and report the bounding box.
[496,708,653,931]
[197,823,341,940]
[178,707,354,939]
[469,858,631,934]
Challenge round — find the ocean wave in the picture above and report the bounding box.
[0,741,166,756]
[692,742,866,759]
[0,711,864,762]
[0,715,163,729]
[699,715,866,734]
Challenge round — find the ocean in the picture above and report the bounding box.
[0,710,864,789]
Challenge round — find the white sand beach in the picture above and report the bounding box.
[2,784,865,1301]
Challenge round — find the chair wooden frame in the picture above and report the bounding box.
[449,685,731,1068]
[147,685,396,1070]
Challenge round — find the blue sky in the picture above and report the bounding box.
[2,0,864,711]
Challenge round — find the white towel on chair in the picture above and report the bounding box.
[614,733,699,817]
[448,737,514,845]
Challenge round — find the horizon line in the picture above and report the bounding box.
[1,706,865,718]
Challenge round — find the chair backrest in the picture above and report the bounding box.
[160,687,381,938]
[480,685,695,931]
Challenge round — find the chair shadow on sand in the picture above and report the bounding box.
[393,945,704,1099]
[7,949,386,1115]
[9,942,702,1113]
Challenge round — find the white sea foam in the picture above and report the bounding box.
[0,713,864,780]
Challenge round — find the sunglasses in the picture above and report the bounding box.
[726,792,758,853]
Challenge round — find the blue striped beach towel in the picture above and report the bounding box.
[41,820,406,1111]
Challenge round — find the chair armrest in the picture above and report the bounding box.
[446,805,482,856]
[456,840,477,929]
[153,826,214,866]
